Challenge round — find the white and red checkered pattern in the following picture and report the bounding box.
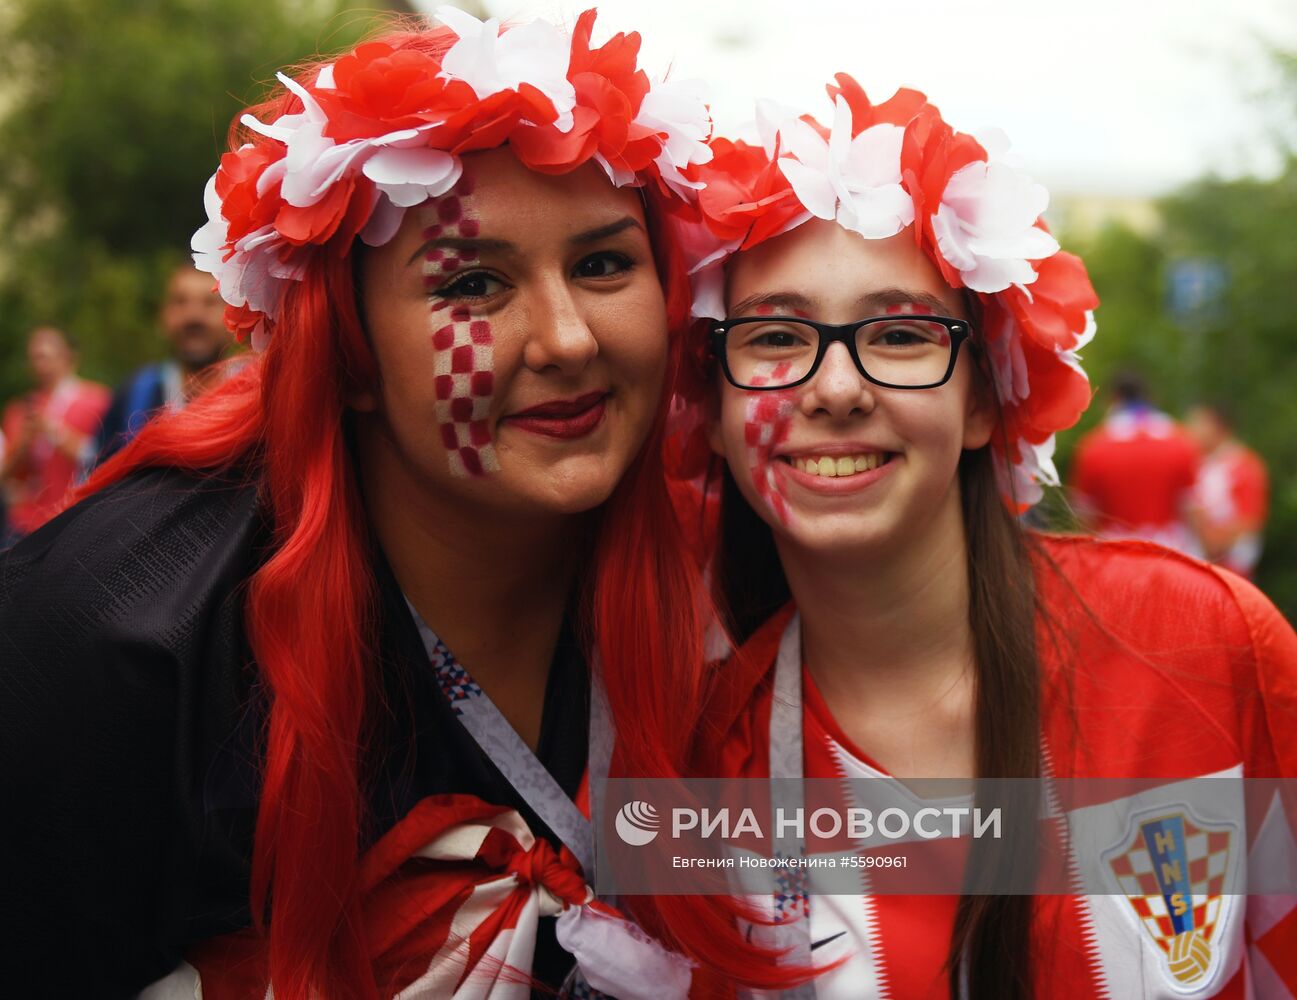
[1109,817,1231,957]
[423,178,501,479]
[743,361,796,526]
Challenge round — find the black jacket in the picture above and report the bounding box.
[0,466,587,997]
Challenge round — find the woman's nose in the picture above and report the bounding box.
[800,342,876,418]
[522,277,599,374]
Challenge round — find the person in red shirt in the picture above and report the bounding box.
[0,326,109,540]
[1186,402,1269,577]
[1069,372,1201,554]
[667,78,1297,999]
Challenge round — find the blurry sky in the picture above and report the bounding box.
[413,0,1297,197]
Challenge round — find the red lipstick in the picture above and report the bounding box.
[506,391,608,439]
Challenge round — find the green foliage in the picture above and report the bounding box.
[0,0,372,398]
[1054,159,1297,619]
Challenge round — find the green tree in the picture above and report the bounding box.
[1055,160,1297,618]
[0,0,372,398]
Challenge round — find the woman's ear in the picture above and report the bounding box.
[962,349,997,450]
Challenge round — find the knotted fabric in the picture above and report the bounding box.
[162,794,691,999]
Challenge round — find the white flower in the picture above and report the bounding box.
[689,249,738,321]
[362,146,461,208]
[776,95,914,240]
[436,6,576,132]
[633,78,714,198]
[244,74,461,213]
[931,145,1059,293]
[995,436,1059,510]
[191,174,231,285]
[1055,310,1096,378]
[210,70,466,324]
[667,210,739,320]
[753,98,801,157]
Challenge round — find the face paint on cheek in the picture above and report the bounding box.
[742,360,797,528]
[422,177,500,479]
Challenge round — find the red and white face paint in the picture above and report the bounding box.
[743,368,797,527]
[736,303,810,527]
[422,177,500,478]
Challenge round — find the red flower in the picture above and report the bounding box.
[1008,338,1093,441]
[216,144,284,245]
[1004,251,1099,352]
[696,138,803,247]
[274,174,375,247]
[826,73,930,133]
[224,303,263,342]
[316,43,461,141]
[513,10,658,178]
[568,8,650,116]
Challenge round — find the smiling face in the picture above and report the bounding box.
[708,218,994,556]
[357,148,669,519]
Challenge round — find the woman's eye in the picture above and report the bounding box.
[753,330,802,348]
[741,325,812,350]
[872,324,937,347]
[573,251,633,279]
[433,271,507,300]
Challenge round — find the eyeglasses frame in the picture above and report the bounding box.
[709,314,973,391]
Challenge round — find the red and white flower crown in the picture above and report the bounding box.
[192,6,713,348]
[675,75,1098,509]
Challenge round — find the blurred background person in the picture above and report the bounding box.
[1186,401,1269,577]
[1069,370,1202,554]
[95,263,236,462]
[0,326,110,542]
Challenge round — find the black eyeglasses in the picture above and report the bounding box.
[710,315,972,391]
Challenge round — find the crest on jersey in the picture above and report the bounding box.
[1105,809,1232,987]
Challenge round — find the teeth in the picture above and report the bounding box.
[790,453,889,477]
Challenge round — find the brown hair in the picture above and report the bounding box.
[713,428,1043,1000]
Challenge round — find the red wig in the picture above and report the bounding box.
[82,24,799,999]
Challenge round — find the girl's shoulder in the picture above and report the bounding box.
[1030,531,1287,641]
[1031,532,1297,775]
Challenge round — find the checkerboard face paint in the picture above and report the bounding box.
[422,176,500,479]
[743,364,797,528]
[737,303,807,527]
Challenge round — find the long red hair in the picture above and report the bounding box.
[82,27,795,999]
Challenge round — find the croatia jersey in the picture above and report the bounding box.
[701,535,1297,998]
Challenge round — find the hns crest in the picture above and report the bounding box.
[1106,811,1231,986]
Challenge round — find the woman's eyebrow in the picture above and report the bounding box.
[729,291,815,316]
[569,216,643,245]
[406,216,642,265]
[863,289,952,314]
[407,235,513,265]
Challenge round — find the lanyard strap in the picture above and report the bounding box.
[769,613,816,998]
[406,599,597,879]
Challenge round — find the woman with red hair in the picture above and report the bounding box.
[669,78,1297,998]
[0,10,766,999]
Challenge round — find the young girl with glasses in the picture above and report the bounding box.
[672,78,1297,999]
